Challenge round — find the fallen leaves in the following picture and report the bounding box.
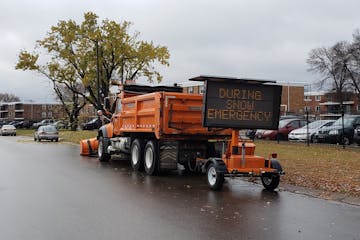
[255,141,360,197]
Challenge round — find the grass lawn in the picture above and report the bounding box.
[254,140,360,197]
[17,129,97,143]
[16,129,360,197]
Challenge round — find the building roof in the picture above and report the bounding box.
[0,101,62,105]
[304,91,327,96]
[189,75,276,84]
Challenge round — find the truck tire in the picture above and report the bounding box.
[98,136,111,162]
[261,173,280,191]
[131,139,144,171]
[144,140,159,175]
[206,163,224,191]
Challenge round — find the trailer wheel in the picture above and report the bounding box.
[206,163,224,191]
[144,140,159,175]
[131,139,144,171]
[261,174,280,191]
[98,136,111,162]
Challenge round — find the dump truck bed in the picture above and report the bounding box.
[118,92,230,139]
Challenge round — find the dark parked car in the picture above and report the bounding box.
[259,118,307,140]
[314,115,360,145]
[52,120,68,130]
[81,118,101,130]
[10,121,24,128]
[354,125,360,145]
[34,125,59,142]
[32,119,56,129]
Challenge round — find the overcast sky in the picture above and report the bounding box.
[1,0,360,101]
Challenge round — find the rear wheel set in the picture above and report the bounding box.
[130,139,159,175]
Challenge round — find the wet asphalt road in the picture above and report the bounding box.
[0,136,359,240]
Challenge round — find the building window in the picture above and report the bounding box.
[304,106,311,112]
[344,105,351,114]
[48,112,52,117]
[315,95,321,101]
[42,105,46,110]
[188,87,194,94]
[315,106,320,112]
[304,96,311,101]
[42,112,47,118]
[357,105,360,111]
[199,85,205,94]
[48,105,52,110]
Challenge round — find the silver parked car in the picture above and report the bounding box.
[34,125,59,142]
[288,120,335,142]
[0,125,16,136]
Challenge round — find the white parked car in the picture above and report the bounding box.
[0,125,16,136]
[288,120,335,142]
[34,125,59,142]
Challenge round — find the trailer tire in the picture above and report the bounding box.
[131,139,144,171]
[261,174,280,191]
[144,140,159,175]
[206,163,224,191]
[98,136,111,162]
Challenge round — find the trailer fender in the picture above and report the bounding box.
[202,158,228,174]
[270,159,284,174]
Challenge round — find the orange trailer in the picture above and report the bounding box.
[97,76,284,190]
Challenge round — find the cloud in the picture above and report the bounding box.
[1,0,360,101]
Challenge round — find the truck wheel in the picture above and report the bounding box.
[98,136,111,162]
[261,174,280,191]
[144,140,159,175]
[206,163,224,191]
[131,139,144,171]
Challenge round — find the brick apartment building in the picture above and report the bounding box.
[304,91,360,120]
[79,103,97,122]
[0,102,67,123]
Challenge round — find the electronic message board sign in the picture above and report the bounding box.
[202,79,282,129]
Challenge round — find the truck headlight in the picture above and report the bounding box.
[329,129,339,135]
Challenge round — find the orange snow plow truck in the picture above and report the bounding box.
[97,76,284,190]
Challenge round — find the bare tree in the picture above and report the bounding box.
[0,93,20,102]
[346,30,360,99]
[307,41,352,111]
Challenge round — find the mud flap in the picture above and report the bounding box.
[159,141,178,171]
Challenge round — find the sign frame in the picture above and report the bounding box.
[198,77,282,130]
